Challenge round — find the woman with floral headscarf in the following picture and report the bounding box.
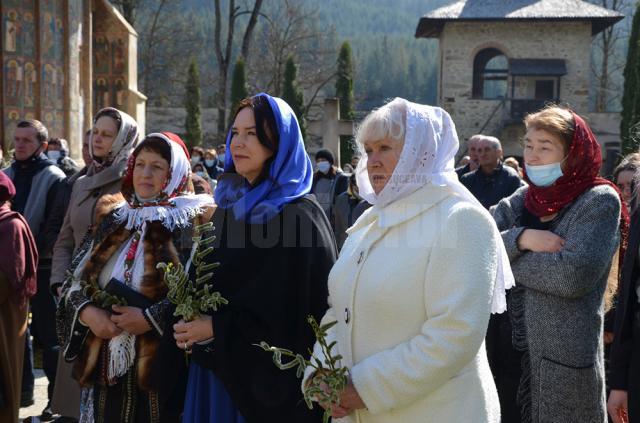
[49,107,139,419]
[492,106,628,423]
[56,132,214,422]
[173,94,337,423]
[301,98,513,423]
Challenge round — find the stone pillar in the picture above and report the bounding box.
[322,97,341,164]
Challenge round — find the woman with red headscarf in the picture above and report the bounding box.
[56,133,214,422]
[491,106,628,423]
[0,171,38,423]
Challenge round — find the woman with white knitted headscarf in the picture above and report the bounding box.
[302,98,513,423]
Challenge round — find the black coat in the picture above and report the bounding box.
[461,164,524,210]
[191,194,337,422]
[610,210,640,421]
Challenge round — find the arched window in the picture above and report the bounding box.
[473,48,508,99]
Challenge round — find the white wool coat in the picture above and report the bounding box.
[303,183,501,423]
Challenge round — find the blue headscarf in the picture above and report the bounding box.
[214,93,313,223]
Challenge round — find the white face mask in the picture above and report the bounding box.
[218,153,226,164]
[204,159,216,167]
[47,150,62,161]
[190,156,201,165]
[195,171,206,178]
[317,161,331,174]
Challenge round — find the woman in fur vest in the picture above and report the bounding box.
[56,132,214,422]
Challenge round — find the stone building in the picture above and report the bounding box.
[415,0,623,160]
[0,0,145,159]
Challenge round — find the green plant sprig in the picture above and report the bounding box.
[75,273,127,309]
[157,222,227,322]
[256,315,349,423]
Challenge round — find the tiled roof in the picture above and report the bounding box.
[415,0,624,37]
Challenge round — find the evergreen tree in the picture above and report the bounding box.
[335,41,355,120]
[229,58,249,126]
[621,2,640,154]
[282,55,306,140]
[184,59,202,149]
[336,41,355,167]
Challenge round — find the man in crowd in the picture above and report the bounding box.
[460,134,525,423]
[2,120,66,419]
[46,138,80,177]
[460,135,524,209]
[455,134,482,178]
[216,143,227,167]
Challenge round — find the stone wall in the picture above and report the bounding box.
[439,20,593,156]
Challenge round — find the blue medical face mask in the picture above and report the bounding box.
[525,162,564,187]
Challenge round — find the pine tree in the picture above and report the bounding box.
[621,2,640,154]
[335,41,355,120]
[282,55,306,140]
[335,41,355,167]
[229,58,249,126]
[184,59,202,149]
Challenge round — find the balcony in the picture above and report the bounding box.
[510,98,558,120]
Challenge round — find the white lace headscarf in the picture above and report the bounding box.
[355,98,514,314]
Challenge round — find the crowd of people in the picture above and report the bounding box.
[0,93,639,423]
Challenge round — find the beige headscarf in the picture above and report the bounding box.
[89,107,139,174]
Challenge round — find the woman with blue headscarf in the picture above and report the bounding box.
[174,94,336,422]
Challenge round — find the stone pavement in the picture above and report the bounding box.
[19,369,49,422]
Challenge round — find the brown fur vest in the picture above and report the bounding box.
[73,194,182,391]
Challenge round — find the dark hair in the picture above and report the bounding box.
[48,137,69,152]
[133,136,172,165]
[94,108,122,131]
[226,96,280,185]
[233,97,279,152]
[190,146,205,157]
[614,152,640,183]
[17,120,48,143]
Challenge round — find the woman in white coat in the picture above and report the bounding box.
[302,98,514,423]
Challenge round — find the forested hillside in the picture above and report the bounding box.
[135,0,450,111]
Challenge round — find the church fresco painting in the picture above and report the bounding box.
[93,9,128,116]
[1,0,143,156]
[39,0,66,137]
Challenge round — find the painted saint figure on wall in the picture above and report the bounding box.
[4,10,19,53]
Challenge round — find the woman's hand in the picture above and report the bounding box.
[173,316,214,351]
[338,381,366,413]
[518,229,565,253]
[604,331,615,345]
[608,390,629,423]
[79,305,122,339]
[110,305,151,335]
[312,373,352,419]
[315,378,365,418]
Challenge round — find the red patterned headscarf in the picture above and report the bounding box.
[524,112,629,274]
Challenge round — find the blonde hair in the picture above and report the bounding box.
[355,98,406,152]
[604,250,619,313]
[524,105,575,153]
